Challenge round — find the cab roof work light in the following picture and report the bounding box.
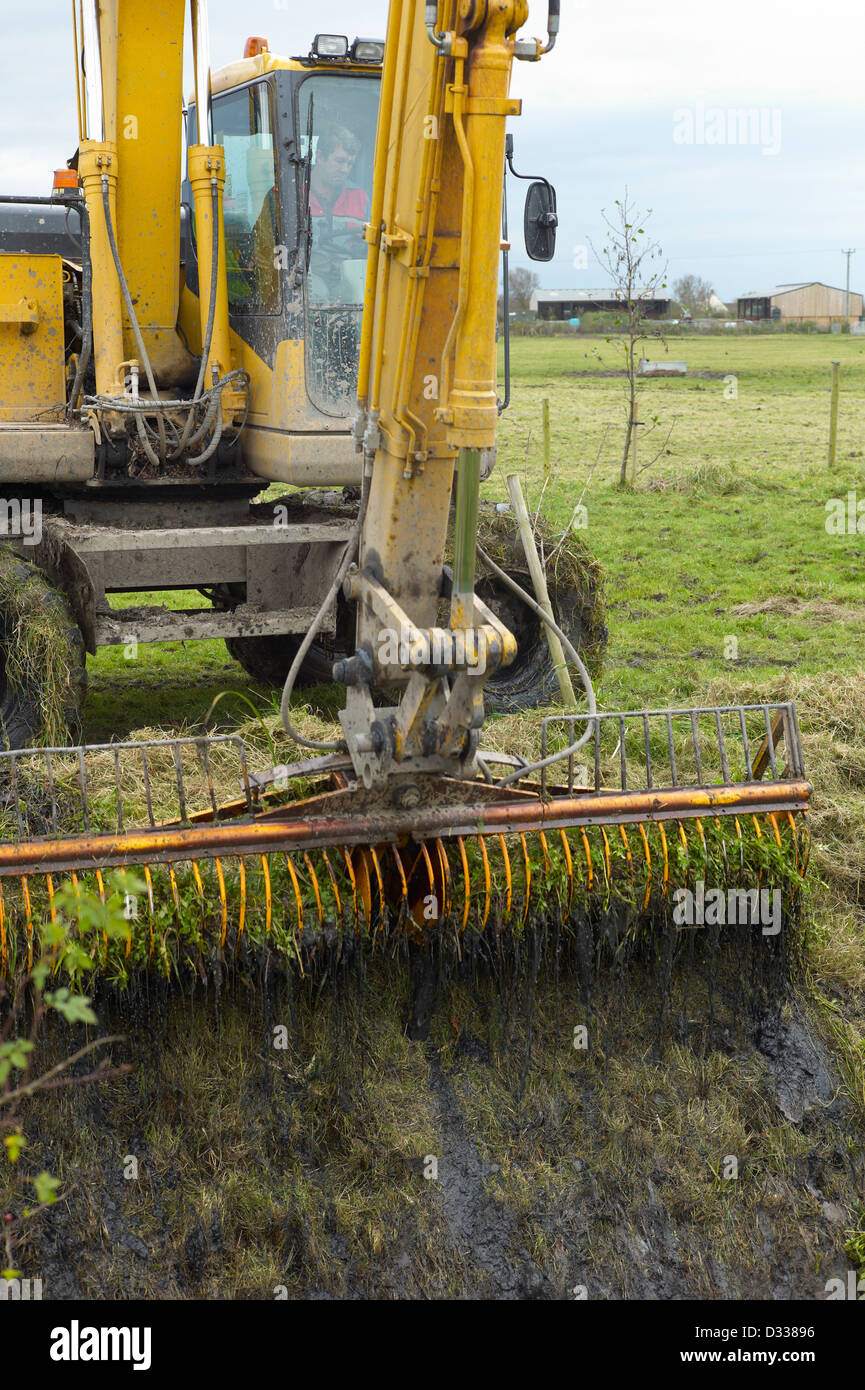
[351,38,385,63]
[310,34,348,59]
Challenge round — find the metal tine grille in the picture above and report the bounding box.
[539,703,805,798]
[0,735,255,845]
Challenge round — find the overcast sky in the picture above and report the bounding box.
[2,0,863,301]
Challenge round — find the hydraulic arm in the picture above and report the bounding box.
[324,0,559,787]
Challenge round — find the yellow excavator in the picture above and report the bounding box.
[0,1,809,1026]
[0,0,577,727]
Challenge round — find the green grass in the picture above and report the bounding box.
[491,333,865,710]
[84,590,267,741]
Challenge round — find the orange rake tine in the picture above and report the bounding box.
[618,824,633,879]
[435,838,451,923]
[282,857,305,974]
[519,833,531,927]
[677,821,689,872]
[636,822,652,910]
[341,848,359,930]
[21,875,33,972]
[45,874,60,968]
[750,815,764,893]
[302,852,323,927]
[168,865,181,919]
[390,845,409,927]
[417,841,438,924]
[599,826,611,886]
[476,834,491,932]
[657,822,669,896]
[285,854,304,934]
[559,829,574,915]
[235,858,248,951]
[214,857,228,948]
[94,867,108,961]
[368,846,385,928]
[260,854,272,934]
[713,816,729,877]
[496,834,512,919]
[579,828,593,894]
[694,818,707,876]
[321,850,341,924]
[456,836,471,934]
[143,865,155,958]
[192,859,206,933]
[539,831,551,876]
[785,811,799,873]
[733,816,744,875]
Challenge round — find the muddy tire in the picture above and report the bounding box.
[225,633,339,688]
[224,591,353,689]
[0,551,87,749]
[474,569,598,714]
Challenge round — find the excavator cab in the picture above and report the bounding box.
[183,41,381,423]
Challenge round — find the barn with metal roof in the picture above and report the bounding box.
[530,288,670,320]
[737,282,863,326]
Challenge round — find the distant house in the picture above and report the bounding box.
[531,288,670,321]
[737,282,863,327]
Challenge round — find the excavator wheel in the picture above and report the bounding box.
[0,549,87,749]
[223,588,355,689]
[472,506,607,713]
[475,567,600,714]
[225,632,335,688]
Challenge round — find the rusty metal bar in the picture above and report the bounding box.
[0,779,811,878]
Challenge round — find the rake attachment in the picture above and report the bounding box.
[0,703,809,987]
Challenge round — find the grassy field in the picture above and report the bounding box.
[494,333,865,708]
[9,333,865,1300]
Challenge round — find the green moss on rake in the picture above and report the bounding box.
[0,812,806,990]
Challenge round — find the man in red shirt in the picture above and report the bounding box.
[306,124,369,303]
[309,124,368,224]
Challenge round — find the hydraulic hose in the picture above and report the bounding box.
[168,178,220,460]
[475,542,598,786]
[279,483,370,753]
[101,177,167,460]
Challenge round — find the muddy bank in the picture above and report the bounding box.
[5,947,861,1301]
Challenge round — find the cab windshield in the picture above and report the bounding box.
[298,74,379,416]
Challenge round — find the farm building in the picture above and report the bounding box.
[736,282,863,327]
[531,288,670,320]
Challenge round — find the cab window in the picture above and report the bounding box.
[211,82,281,313]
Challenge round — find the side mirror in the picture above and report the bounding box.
[524,180,558,262]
